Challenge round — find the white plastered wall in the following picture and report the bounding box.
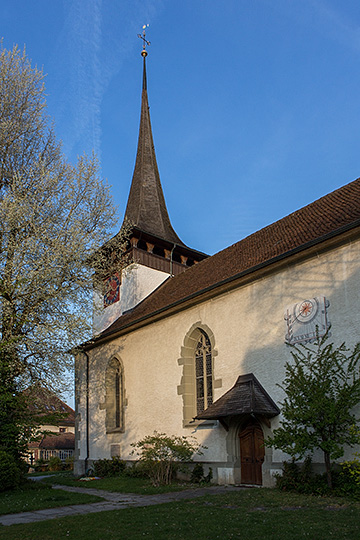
[93,263,170,334]
[77,237,360,484]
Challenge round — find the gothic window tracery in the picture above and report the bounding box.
[195,330,213,415]
[178,324,220,427]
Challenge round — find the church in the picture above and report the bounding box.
[74,43,360,487]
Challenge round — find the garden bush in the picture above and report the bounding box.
[275,456,360,498]
[92,456,126,477]
[338,456,360,498]
[48,456,62,471]
[275,457,313,493]
[64,456,74,470]
[0,450,22,491]
[34,458,48,472]
[190,463,204,483]
[131,431,203,486]
[123,461,151,478]
[275,457,338,496]
[190,463,212,483]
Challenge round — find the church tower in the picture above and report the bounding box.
[93,33,207,334]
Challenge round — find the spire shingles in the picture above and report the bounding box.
[123,56,184,246]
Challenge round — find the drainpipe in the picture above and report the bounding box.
[84,351,90,475]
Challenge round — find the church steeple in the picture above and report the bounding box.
[92,31,207,335]
[123,45,184,246]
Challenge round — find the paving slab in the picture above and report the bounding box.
[0,484,242,526]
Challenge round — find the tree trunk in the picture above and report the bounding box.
[324,451,332,489]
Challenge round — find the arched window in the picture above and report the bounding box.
[178,324,220,427]
[195,330,213,415]
[105,358,124,433]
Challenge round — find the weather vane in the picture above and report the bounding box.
[138,24,150,57]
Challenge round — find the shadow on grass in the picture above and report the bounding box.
[36,471,205,495]
[0,480,103,515]
[1,489,360,540]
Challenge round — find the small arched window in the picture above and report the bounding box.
[195,330,213,415]
[105,358,124,432]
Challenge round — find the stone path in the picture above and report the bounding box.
[0,483,241,526]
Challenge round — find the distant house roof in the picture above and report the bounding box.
[23,386,75,426]
[29,432,75,451]
[83,177,360,349]
[196,374,280,421]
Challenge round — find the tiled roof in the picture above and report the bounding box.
[93,177,360,344]
[29,432,75,450]
[196,374,280,420]
[24,386,75,426]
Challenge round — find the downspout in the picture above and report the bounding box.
[84,351,90,474]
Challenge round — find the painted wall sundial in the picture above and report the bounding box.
[294,299,318,323]
[284,296,330,345]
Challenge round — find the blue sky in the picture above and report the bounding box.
[2,0,360,256]
[2,1,360,407]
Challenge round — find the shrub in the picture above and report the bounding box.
[64,456,74,471]
[275,459,301,492]
[190,463,213,484]
[34,458,48,472]
[123,461,150,478]
[204,467,213,483]
[267,335,360,489]
[338,454,360,498]
[275,457,325,495]
[131,431,203,486]
[92,456,126,477]
[341,453,360,486]
[48,456,62,471]
[275,456,360,498]
[0,450,22,491]
[191,463,204,483]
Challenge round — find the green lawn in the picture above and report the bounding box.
[1,489,359,540]
[0,481,103,515]
[27,470,68,478]
[38,471,193,494]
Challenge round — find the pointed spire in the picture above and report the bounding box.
[123,40,184,245]
[142,54,147,91]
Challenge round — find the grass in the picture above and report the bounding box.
[27,470,67,477]
[1,488,359,539]
[0,480,103,515]
[37,471,194,494]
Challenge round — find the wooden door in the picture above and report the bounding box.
[239,421,265,485]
